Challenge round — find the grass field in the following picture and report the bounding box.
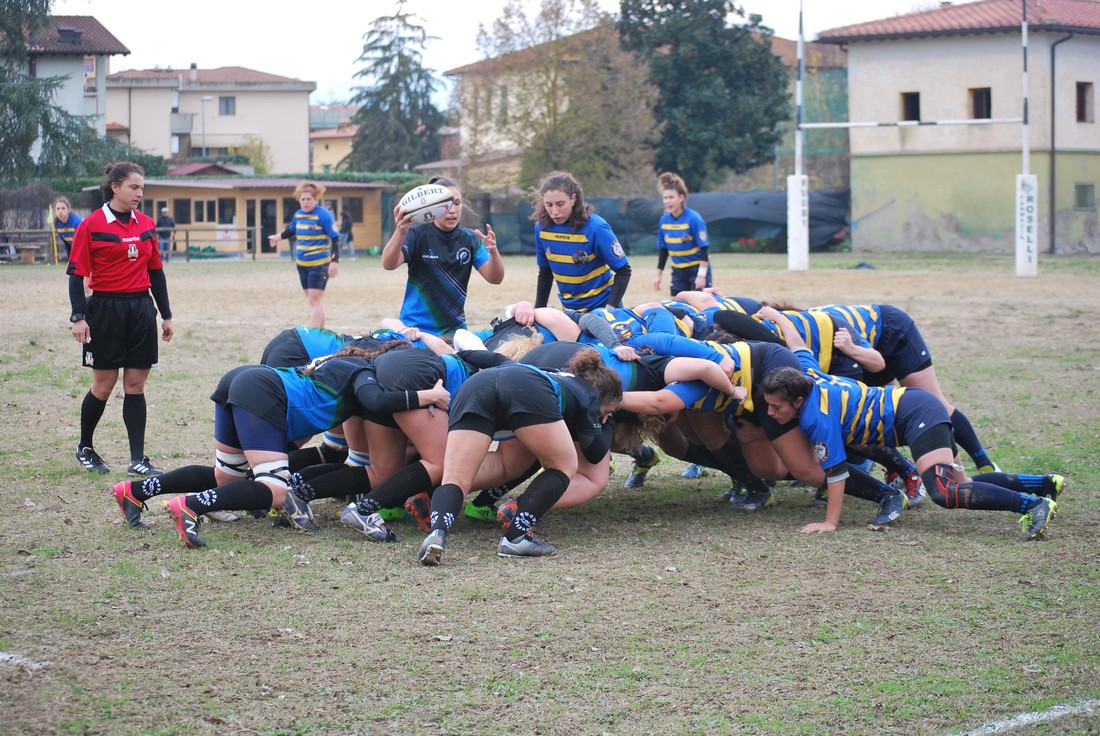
[1,252,1099,735]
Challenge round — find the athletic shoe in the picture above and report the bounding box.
[681,463,707,479]
[872,487,908,526]
[498,532,557,558]
[464,501,498,523]
[720,487,739,502]
[496,499,518,529]
[810,486,828,507]
[278,491,318,532]
[112,481,148,529]
[977,461,1002,473]
[205,510,239,522]
[624,445,660,489]
[1020,497,1057,541]
[76,446,110,474]
[417,529,447,566]
[728,488,775,511]
[165,496,205,548]
[340,504,398,542]
[127,457,164,477]
[890,471,927,508]
[378,506,408,522]
[1041,474,1066,502]
[405,492,432,532]
[452,328,487,352]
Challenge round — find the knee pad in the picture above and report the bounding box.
[252,461,290,492]
[215,450,249,478]
[923,464,972,509]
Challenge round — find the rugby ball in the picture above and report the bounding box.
[399,184,454,224]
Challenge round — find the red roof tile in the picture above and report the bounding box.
[20,16,129,56]
[819,0,1100,41]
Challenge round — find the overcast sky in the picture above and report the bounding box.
[53,0,955,104]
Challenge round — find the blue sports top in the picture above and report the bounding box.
[399,224,490,335]
[657,207,709,269]
[793,348,904,472]
[535,212,628,312]
[54,212,83,251]
[288,206,339,268]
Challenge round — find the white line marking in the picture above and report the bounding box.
[0,651,50,671]
[949,699,1100,735]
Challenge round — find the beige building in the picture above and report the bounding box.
[137,178,389,257]
[106,65,314,173]
[25,16,129,137]
[311,125,357,174]
[819,0,1099,253]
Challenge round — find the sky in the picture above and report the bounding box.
[53,0,956,104]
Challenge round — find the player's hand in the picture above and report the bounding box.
[161,318,174,342]
[267,235,280,248]
[756,306,781,322]
[613,345,639,362]
[392,204,414,230]
[476,223,497,253]
[833,327,853,353]
[512,302,535,326]
[695,273,707,289]
[652,273,662,291]
[71,319,90,344]
[328,261,339,279]
[425,379,450,410]
[401,326,421,341]
[799,521,837,534]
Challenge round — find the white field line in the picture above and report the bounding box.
[948,699,1100,735]
[0,651,50,671]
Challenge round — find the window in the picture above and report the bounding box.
[1075,184,1096,211]
[219,96,236,116]
[1077,82,1094,123]
[193,200,217,223]
[217,198,236,225]
[342,197,364,223]
[174,199,191,225]
[901,92,921,122]
[969,87,992,119]
[283,198,299,221]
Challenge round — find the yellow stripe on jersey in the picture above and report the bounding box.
[552,264,611,284]
[784,310,836,372]
[733,342,754,413]
[540,231,589,244]
[561,281,615,301]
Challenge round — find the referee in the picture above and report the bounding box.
[67,162,174,477]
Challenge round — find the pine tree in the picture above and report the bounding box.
[346,2,444,172]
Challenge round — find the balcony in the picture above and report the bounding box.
[170,112,194,135]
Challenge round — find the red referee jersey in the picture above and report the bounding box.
[69,205,163,292]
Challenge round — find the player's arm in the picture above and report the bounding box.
[756,306,805,350]
[381,204,412,270]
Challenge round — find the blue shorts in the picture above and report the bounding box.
[297,264,329,291]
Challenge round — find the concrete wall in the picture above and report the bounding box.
[846,32,1099,252]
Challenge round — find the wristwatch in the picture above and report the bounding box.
[69,313,85,323]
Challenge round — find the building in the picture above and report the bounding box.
[20,16,129,137]
[818,0,1100,253]
[136,178,389,257]
[309,105,359,174]
[106,65,315,173]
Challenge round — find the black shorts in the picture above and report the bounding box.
[364,349,446,427]
[632,354,675,391]
[260,329,310,368]
[210,364,288,431]
[297,264,329,291]
[894,388,954,457]
[82,292,158,370]
[863,305,933,386]
[746,343,803,440]
[448,365,562,435]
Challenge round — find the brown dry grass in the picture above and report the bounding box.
[1,252,1098,736]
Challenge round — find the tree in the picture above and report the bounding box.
[619,0,790,190]
[346,2,444,172]
[467,0,658,195]
[0,0,131,184]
